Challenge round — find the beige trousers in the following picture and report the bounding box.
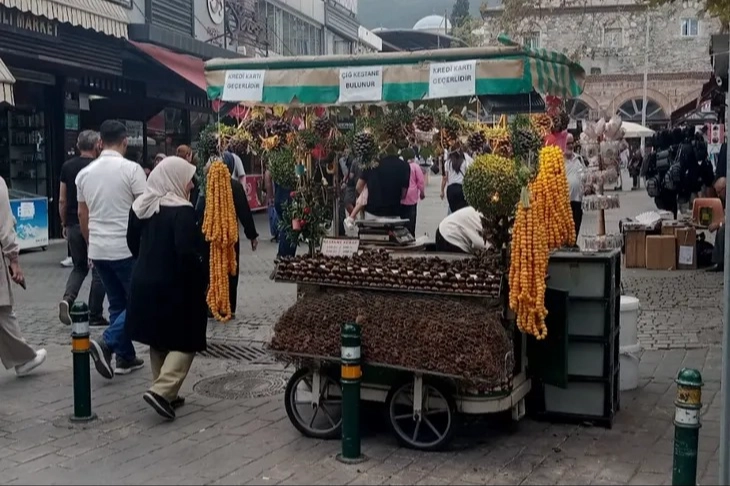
[0,306,36,370]
[149,348,195,402]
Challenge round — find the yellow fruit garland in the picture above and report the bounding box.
[202,160,239,322]
[509,146,575,340]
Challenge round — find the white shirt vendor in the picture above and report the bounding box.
[436,207,491,254]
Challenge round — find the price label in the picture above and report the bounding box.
[428,60,476,99]
[678,245,694,265]
[321,237,360,257]
[338,66,383,103]
[221,70,265,102]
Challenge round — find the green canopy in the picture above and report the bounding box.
[204,35,585,106]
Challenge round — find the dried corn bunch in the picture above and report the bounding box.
[534,146,575,249]
[202,160,239,322]
[509,188,549,340]
[270,291,514,388]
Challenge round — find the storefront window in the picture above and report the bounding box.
[0,82,48,196]
[147,108,188,161]
[123,120,144,165]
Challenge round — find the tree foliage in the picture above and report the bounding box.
[452,0,471,28]
[452,16,482,46]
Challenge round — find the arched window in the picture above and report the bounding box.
[566,99,591,120]
[616,98,667,121]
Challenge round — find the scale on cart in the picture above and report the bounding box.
[356,218,415,246]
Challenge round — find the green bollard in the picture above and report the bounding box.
[336,321,366,464]
[672,368,703,486]
[70,302,96,423]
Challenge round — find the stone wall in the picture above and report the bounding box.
[478,0,721,118]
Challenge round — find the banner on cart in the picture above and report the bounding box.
[10,198,48,250]
[428,60,476,99]
[243,174,266,212]
[338,66,383,103]
[222,70,265,102]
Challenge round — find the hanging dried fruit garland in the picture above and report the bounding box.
[202,160,239,322]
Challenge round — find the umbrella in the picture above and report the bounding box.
[621,121,655,138]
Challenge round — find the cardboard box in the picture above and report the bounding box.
[675,227,697,270]
[645,235,676,270]
[661,221,684,236]
[624,230,646,268]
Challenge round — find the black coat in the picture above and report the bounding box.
[126,206,208,353]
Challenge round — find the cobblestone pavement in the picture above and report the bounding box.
[0,172,724,485]
[0,345,721,485]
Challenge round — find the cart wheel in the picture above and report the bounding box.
[386,379,456,451]
[284,368,342,440]
[41,246,47,251]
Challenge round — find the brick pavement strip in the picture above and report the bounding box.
[1,178,726,485]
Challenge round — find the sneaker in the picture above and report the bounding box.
[143,391,175,420]
[171,396,185,410]
[15,349,47,376]
[61,257,73,268]
[89,318,109,327]
[115,357,144,375]
[89,339,114,379]
[59,300,71,326]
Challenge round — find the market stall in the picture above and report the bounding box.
[202,38,601,448]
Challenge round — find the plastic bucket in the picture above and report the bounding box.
[620,296,640,349]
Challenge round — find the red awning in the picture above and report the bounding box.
[128,40,206,91]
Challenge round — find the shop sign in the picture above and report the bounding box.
[222,70,265,102]
[0,6,58,37]
[208,0,224,25]
[428,60,476,99]
[338,66,383,104]
[64,113,79,131]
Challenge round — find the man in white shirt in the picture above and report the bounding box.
[565,134,585,243]
[77,120,147,379]
[435,206,491,254]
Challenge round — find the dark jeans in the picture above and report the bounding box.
[63,224,105,321]
[446,184,467,213]
[435,228,467,253]
[63,224,105,323]
[274,185,297,258]
[713,226,725,266]
[570,201,583,244]
[93,257,136,361]
[229,241,240,314]
[401,204,417,236]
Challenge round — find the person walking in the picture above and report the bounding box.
[125,157,206,419]
[564,134,585,242]
[196,153,259,318]
[0,176,47,376]
[440,148,472,214]
[77,120,147,379]
[58,130,107,327]
[400,149,425,236]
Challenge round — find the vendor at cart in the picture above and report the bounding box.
[356,154,410,219]
[434,206,491,254]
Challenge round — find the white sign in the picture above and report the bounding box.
[428,60,476,99]
[321,237,360,257]
[678,245,694,266]
[338,66,383,103]
[221,70,265,102]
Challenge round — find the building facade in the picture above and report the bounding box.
[478,0,720,127]
[253,0,380,57]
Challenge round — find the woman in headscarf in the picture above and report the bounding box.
[197,152,259,318]
[125,156,206,420]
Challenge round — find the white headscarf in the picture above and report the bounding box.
[132,156,196,220]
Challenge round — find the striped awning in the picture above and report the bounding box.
[0,58,15,106]
[0,0,128,38]
[204,35,585,106]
